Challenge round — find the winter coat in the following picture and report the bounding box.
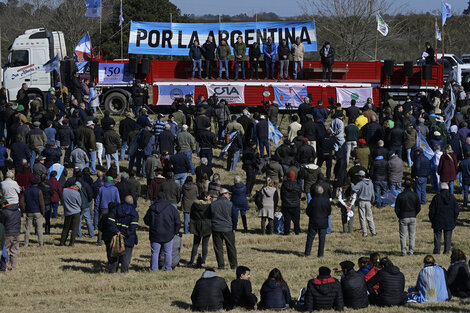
[256,119,269,139]
[268,103,279,123]
[119,117,139,143]
[249,44,261,61]
[189,199,212,237]
[281,180,301,208]
[108,203,139,247]
[264,160,284,182]
[216,44,231,59]
[189,44,203,60]
[42,147,62,168]
[57,125,75,147]
[429,189,459,231]
[231,183,248,209]
[388,155,403,183]
[103,129,121,154]
[169,152,190,174]
[459,158,470,185]
[305,275,344,311]
[370,157,388,182]
[21,185,45,215]
[341,271,369,309]
[116,180,136,204]
[299,164,321,193]
[258,186,278,219]
[144,199,181,243]
[96,182,120,210]
[148,176,166,201]
[404,128,417,149]
[46,177,62,203]
[0,203,22,236]
[297,144,316,164]
[259,279,292,310]
[191,270,232,311]
[202,41,216,60]
[181,181,198,213]
[291,42,305,61]
[415,264,449,303]
[160,179,180,205]
[39,181,54,206]
[231,279,257,309]
[275,143,296,166]
[302,120,317,141]
[263,42,277,62]
[277,43,290,59]
[412,153,431,177]
[205,197,233,232]
[10,141,31,169]
[438,153,458,182]
[395,188,421,219]
[320,45,335,66]
[27,127,47,151]
[366,265,406,306]
[306,195,331,229]
[233,42,246,60]
[177,131,196,153]
[447,261,470,298]
[159,130,176,155]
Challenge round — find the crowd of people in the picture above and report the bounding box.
[0,66,470,309]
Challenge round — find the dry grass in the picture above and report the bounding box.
[2,113,470,313]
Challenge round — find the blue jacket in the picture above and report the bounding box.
[169,152,190,174]
[0,144,7,167]
[144,199,181,243]
[460,158,470,185]
[96,182,121,210]
[312,106,328,122]
[231,182,248,208]
[23,185,43,214]
[412,154,431,177]
[259,279,292,310]
[108,203,139,247]
[189,44,204,60]
[92,178,105,199]
[415,264,449,303]
[10,141,31,169]
[263,42,277,62]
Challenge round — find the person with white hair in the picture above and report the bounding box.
[1,170,21,205]
[177,124,197,174]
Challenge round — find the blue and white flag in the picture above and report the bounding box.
[273,86,307,109]
[444,89,456,130]
[269,121,283,147]
[442,1,452,26]
[157,85,194,105]
[84,0,101,18]
[43,55,60,73]
[416,131,434,160]
[74,33,92,73]
[217,131,238,160]
[119,0,124,26]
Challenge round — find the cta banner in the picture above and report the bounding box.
[273,86,307,109]
[157,85,195,105]
[207,85,244,104]
[98,63,133,85]
[336,88,373,108]
[129,20,317,56]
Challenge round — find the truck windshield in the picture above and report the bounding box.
[454,56,464,64]
[7,50,29,67]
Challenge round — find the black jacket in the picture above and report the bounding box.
[297,143,316,164]
[387,126,404,147]
[370,157,388,182]
[10,141,31,169]
[57,125,75,147]
[42,147,62,168]
[143,199,181,243]
[231,279,257,309]
[320,46,335,65]
[447,261,470,298]
[281,180,302,208]
[346,106,361,124]
[191,271,232,311]
[115,180,137,204]
[341,271,368,309]
[259,279,293,310]
[429,189,459,230]
[242,147,259,171]
[302,120,316,141]
[411,153,431,177]
[278,44,290,58]
[248,44,261,61]
[101,116,116,131]
[0,203,22,237]
[195,164,213,181]
[170,152,191,174]
[119,117,139,142]
[108,203,139,247]
[159,130,176,155]
[194,114,211,134]
[305,275,344,311]
[298,102,312,124]
[197,129,217,149]
[366,265,406,306]
[202,41,217,60]
[306,195,331,229]
[275,143,297,166]
[394,188,421,219]
[39,181,54,206]
[131,83,144,107]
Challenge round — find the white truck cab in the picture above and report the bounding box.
[3,28,66,102]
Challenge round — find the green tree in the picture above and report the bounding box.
[99,0,189,59]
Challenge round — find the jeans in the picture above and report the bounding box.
[265,59,275,79]
[218,59,229,78]
[232,206,248,231]
[358,200,376,236]
[442,180,454,194]
[52,202,59,218]
[293,61,303,79]
[414,176,427,204]
[227,149,241,171]
[334,137,345,152]
[30,148,45,170]
[374,181,388,208]
[306,192,312,204]
[174,172,188,190]
[25,212,44,246]
[305,228,326,257]
[106,152,120,173]
[217,121,228,142]
[463,184,470,206]
[259,138,270,157]
[78,208,95,238]
[89,151,97,174]
[184,212,190,234]
[192,59,202,78]
[234,60,245,79]
[279,59,289,79]
[433,229,453,254]
[199,148,213,167]
[399,217,416,255]
[150,240,174,271]
[120,141,128,161]
[184,151,195,174]
[407,148,413,167]
[389,182,402,196]
[345,141,357,163]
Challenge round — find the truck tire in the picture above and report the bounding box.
[104,92,127,115]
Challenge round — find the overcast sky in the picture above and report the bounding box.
[171,0,467,17]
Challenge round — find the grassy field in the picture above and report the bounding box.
[2,114,470,313]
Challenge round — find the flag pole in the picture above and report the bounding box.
[434,17,438,62]
[99,2,102,59]
[120,0,123,60]
[374,12,378,61]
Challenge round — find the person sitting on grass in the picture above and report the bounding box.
[366,257,407,306]
[259,268,294,310]
[304,266,344,311]
[231,265,258,310]
[191,268,232,311]
[447,248,470,298]
[408,255,449,303]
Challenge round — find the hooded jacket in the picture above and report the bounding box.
[96,181,121,210]
[191,270,232,311]
[341,271,368,309]
[429,189,459,230]
[281,180,301,208]
[181,181,198,213]
[144,199,181,243]
[305,275,344,311]
[299,163,321,193]
[447,260,470,298]
[352,178,375,202]
[108,203,139,247]
[367,265,406,306]
[0,203,22,236]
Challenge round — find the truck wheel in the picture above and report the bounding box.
[104,92,127,115]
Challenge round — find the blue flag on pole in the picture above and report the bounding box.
[85,0,101,18]
[217,131,238,160]
[43,55,60,73]
[416,131,434,160]
[441,1,452,26]
[269,121,283,147]
[119,0,124,26]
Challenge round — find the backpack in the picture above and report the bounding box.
[254,188,264,209]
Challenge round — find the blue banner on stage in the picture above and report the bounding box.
[98,63,133,85]
[273,86,308,109]
[129,20,317,56]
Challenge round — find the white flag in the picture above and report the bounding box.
[435,19,442,41]
[377,12,389,36]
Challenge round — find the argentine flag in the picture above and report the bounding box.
[416,131,434,160]
[269,121,283,147]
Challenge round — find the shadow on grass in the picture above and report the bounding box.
[251,247,304,257]
[407,303,470,312]
[456,219,470,227]
[171,300,191,310]
[60,257,106,273]
[333,249,417,257]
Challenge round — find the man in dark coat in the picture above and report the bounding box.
[159,124,176,156]
[119,112,140,161]
[191,268,232,311]
[298,97,312,124]
[237,110,253,146]
[411,148,431,204]
[339,260,368,309]
[280,170,302,235]
[230,266,257,310]
[370,155,388,208]
[366,257,406,306]
[305,185,331,257]
[202,37,217,79]
[197,127,217,167]
[429,182,459,254]
[242,141,259,195]
[320,41,335,82]
[305,266,344,311]
[131,80,144,116]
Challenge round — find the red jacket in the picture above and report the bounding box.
[46,177,63,203]
[438,153,458,182]
[15,172,34,197]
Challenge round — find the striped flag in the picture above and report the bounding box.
[416,131,434,160]
[74,33,92,73]
[269,121,283,147]
[217,131,238,160]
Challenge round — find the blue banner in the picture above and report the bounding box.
[273,86,308,109]
[98,63,133,85]
[129,20,317,56]
[157,85,195,105]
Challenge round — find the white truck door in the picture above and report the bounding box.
[3,49,34,101]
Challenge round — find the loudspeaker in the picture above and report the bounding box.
[404,61,413,77]
[60,59,74,88]
[422,64,433,81]
[90,61,99,78]
[129,57,139,74]
[140,58,150,74]
[384,59,394,76]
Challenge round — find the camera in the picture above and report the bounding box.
[285,102,292,109]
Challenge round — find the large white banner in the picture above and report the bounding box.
[206,85,244,104]
[336,88,373,108]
